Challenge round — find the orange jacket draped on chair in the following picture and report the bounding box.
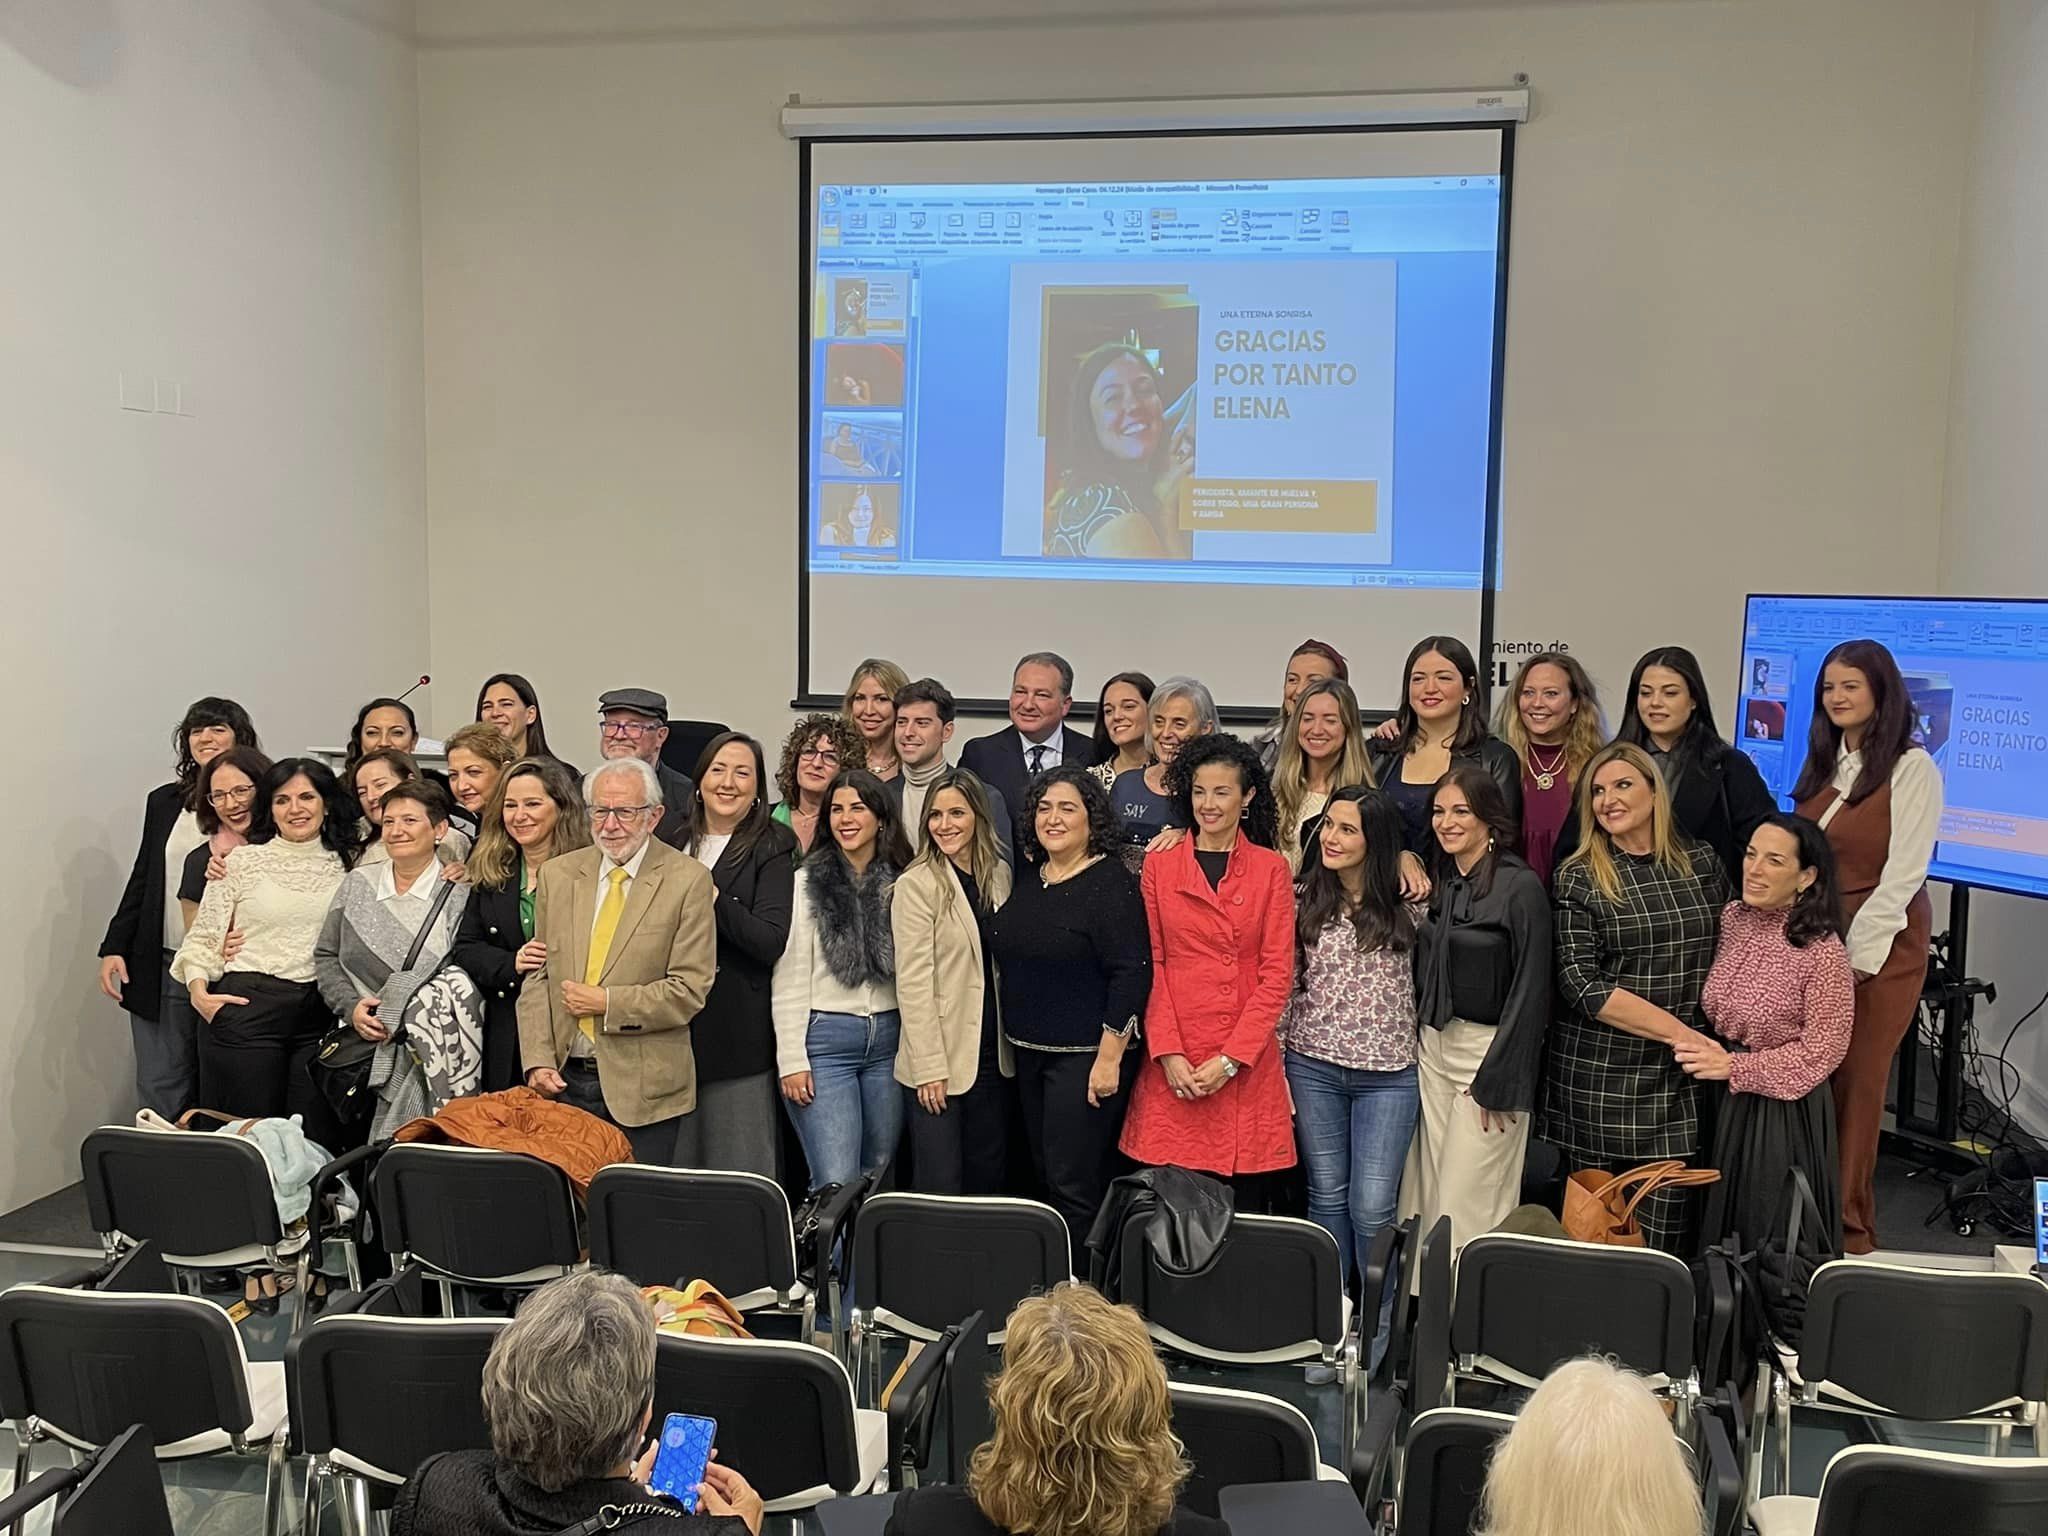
[1120,836,1299,1176]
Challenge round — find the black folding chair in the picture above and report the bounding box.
[81,1125,325,1323]
[1752,1444,2048,1536]
[286,1313,503,1535]
[1764,1259,2048,1494]
[0,1286,289,1536]
[1450,1232,1701,1426]
[1120,1211,1361,1464]
[1169,1381,1353,1517]
[1393,1407,1513,1536]
[1350,1217,1419,1512]
[653,1332,888,1517]
[848,1193,1069,1402]
[370,1143,580,1311]
[588,1164,854,1340]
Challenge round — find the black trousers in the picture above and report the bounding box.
[199,972,344,1147]
[1014,1047,1135,1272]
[906,1068,1017,1198]
[558,1059,685,1165]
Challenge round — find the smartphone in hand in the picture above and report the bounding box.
[647,1412,717,1513]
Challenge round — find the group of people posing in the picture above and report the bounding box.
[98,631,1940,1305]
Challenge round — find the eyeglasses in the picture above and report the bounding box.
[798,747,840,763]
[599,718,660,738]
[590,805,654,823]
[207,785,256,807]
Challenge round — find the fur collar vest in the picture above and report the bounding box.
[806,851,896,987]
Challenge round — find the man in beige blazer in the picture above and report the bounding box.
[519,756,715,1164]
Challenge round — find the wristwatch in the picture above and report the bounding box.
[1220,1056,1240,1079]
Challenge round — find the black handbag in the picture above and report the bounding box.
[309,877,458,1128]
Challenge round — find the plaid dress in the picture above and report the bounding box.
[1541,840,1731,1253]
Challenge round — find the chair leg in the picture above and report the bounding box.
[302,1460,326,1536]
[339,1474,371,1536]
[9,1435,34,1536]
[260,1437,288,1536]
[1774,1377,1793,1497]
[1745,1369,1770,1505]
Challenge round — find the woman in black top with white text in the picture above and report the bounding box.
[1409,764,1552,1259]
[989,766,1152,1269]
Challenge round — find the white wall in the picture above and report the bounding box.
[416,0,1974,758]
[0,0,427,1210]
[1939,0,2048,1135]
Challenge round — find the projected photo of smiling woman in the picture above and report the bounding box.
[1046,342,1196,561]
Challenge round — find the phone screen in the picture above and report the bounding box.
[648,1413,716,1513]
[2034,1178,2048,1268]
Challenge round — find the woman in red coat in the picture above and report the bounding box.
[1121,734,1299,1204]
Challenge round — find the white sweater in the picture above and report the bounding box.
[771,864,899,1076]
[172,837,345,986]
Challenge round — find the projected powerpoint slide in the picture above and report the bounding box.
[820,413,903,478]
[1005,261,1395,566]
[1739,596,2048,898]
[823,344,904,407]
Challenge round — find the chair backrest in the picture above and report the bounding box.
[1120,1213,1343,1359]
[1396,1408,1514,1536]
[81,1127,282,1258]
[588,1165,798,1299]
[653,1333,863,1503]
[1812,1445,2048,1536]
[662,722,729,779]
[1799,1261,2048,1421]
[286,1315,503,1478]
[99,1241,176,1295]
[853,1194,1069,1340]
[1169,1382,1321,1517]
[1451,1233,1696,1384]
[56,1424,173,1536]
[1699,1410,1743,1536]
[1411,1217,1453,1412]
[371,1144,581,1283]
[0,1286,254,1448]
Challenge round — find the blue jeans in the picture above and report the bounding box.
[788,1011,904,1192]
[1285,1050,1419,1366]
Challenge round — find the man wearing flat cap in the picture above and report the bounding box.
[596,688,694,849]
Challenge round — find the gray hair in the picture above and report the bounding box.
[1147,675,1218,753]
[1014,650,1075,698]
[585,756,663,807]
[482,1272,656,1492]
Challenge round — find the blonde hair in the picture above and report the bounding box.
[970,1285,1188,1536]
[1272,677,1377,851]
[913,769,1008,914]
[445,721,517,772]
[1477,1357,1704,1536]
[1495,651,1607,788]
[467,756,592,889]
[1560,742,1691,904]
[844,658,910,771]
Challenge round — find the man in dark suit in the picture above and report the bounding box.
[958,652,1094,832]
[595,688,694,848]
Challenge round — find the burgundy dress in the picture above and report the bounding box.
[1518,765,1574,887]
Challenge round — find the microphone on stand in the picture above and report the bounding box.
[396,674,431,704]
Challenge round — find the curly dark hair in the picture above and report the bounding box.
[1165,733,1279,849]
[1751,813,1847,949]
[248,757,366,868]
[173,697,260,809]
[1017,765,1117,866]
[774,712,867,808]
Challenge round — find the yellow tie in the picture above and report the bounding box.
[580,866,629,1040]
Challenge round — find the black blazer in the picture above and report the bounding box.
[1365,734,1526,838]
[98,781,186,1022]
[691,821,799,1083]
[450,877,531,1093]
[959,725,1096,831]
[1552,739,1775,885]
[884,1485,1227,1536]
[654,761,696,850]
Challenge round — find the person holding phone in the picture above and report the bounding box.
[392,1271,763,1536]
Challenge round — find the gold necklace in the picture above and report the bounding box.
[1528,743,1567,791]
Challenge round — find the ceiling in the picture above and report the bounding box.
[414,0,1712,47]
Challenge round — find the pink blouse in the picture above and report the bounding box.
[1701,901,1854,1100]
